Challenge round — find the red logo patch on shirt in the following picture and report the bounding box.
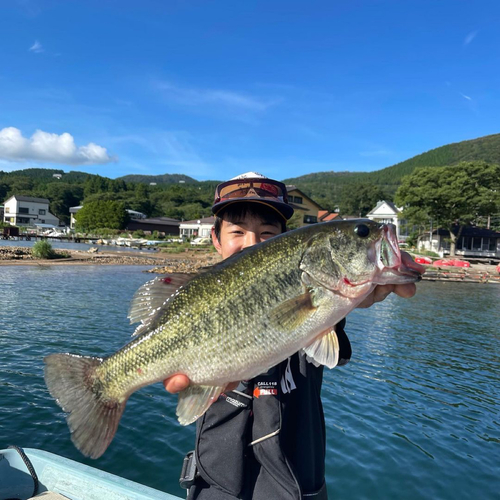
[253,386,278,398]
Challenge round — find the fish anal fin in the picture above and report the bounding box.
[269,291,316,332]
[302,326,340,369]
[176,384,225,425]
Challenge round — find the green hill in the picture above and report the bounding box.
[284,133,500,208]
[2,133,499,215]
[117,173,198,184]
[367,133,500,181]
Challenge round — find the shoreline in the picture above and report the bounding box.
[1,246,499,283]
[0,246,222,272]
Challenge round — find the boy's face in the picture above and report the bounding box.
[212,211,283,260]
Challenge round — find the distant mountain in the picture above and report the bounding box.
[284,133,500,207]
[0,168,66,179]
[117,173,198,184]
[0,168,93,183]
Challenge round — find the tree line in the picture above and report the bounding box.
[1,162,500,244]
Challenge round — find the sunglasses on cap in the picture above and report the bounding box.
[214,178,289,204]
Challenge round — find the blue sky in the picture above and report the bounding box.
[1,0,499,181]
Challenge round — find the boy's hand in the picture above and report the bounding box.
[163,375,239,394]
[357,252,425,308]
[164,374,190,394]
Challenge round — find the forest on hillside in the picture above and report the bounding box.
[284,133,500,208]
[2,133,500,225]
[0,169,218,225]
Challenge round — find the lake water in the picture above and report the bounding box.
[0,239,156,253]
[0,265,499,499]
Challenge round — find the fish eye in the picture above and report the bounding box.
[354,224,370,238]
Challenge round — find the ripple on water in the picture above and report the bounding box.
[323,282,500,499]
[1,269,499,498]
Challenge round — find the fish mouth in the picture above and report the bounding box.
[375,224,422,283]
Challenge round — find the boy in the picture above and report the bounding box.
[165,172,422,499]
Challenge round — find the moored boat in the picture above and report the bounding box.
[0,447,182,500]
[433,258,470,268]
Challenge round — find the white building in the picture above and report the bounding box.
[69,206,83,229]
[366,200,410,242]
[179,216,215,239]
[3,195,59,227]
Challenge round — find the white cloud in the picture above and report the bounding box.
[154,81,275,113]
[463,31,478,46]
[0,127,116,165]
[29,40,44,53]
[460,93,472,101]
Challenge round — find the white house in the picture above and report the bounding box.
[3,195,59,227]
[69,205,83,229]
[366,200,410,242]
[179,216,215,240]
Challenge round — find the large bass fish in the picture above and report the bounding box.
[44,219,421,458]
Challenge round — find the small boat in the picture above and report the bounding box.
[0,446,182,500]
[433,258,470,268]
[414,256,432,265]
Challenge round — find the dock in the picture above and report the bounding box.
[422,266,500,284]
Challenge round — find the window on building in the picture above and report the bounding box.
[303,215,317,224]
[472,237,482,251]
[19,207,29,214]
[39,209,46,215]
[18,217,30,224]
[5,207,9,213]
[293,196,303,204]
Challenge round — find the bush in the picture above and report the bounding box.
[159,242,191,254]
[420,250,440,258]
[32,240,56,259]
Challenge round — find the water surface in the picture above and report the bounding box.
[0,267,498,498]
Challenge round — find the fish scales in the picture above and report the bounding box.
[96,227,306,399]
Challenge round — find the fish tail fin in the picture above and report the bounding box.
[44,353,126,459]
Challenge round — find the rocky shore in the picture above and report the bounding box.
[0,246,221,272]
[2,246,498,283]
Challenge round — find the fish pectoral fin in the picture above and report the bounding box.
[128,274,195,335]
[176,384,225,425]
[302,326,340,369]
[268,291,316,332]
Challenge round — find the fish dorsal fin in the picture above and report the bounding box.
[128,274,195,335]
[268,291,317,332]
[176,384,225,425]
[302,326,340,369]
